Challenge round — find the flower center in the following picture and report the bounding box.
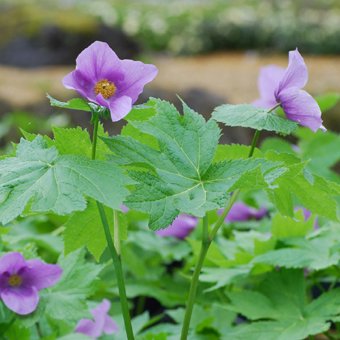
[94,79,116,99]
[8,274,22,287]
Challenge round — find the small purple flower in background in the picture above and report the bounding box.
[0,252,62,315]
[219,202,267,222]
[63,41,158,122]
[253,48,325,132]
[75,299,119,339]
[295,207,319,230]
[156,214,198,239]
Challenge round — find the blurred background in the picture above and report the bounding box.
[0,0,339,149]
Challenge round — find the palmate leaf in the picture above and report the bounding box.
[0,136,131,225]
[212,104,298,134]
[64,199,128,261]
[265,151,340,220]
[253,222,340,270]
[225,270,340,340]
[103,99,282,230]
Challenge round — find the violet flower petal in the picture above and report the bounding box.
[108,95,133,122]
[1,286,39,315]
[62,71,92,100]
[119,59,158,103]
[103,315,119,334]
[156,214,198,239]
[0,252,26,275]
[219,202,267,222]
[23,259,62,290]
[76,299,118,338]
[75,318,100,338]
[253,65,285,109]
[276,48,308,95]
[73,41,121,83]
[278,87,324,132]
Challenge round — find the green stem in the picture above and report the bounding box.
[91,115,135,340]
[91,111,99,160]
[180,123,265,338]
[180,215,210,340]
[113,210,121,255]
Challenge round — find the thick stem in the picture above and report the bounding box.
[180,215,210,340]
[91,115,135,340]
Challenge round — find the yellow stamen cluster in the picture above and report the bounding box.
[8,274,22,287]
[94,79,116,99]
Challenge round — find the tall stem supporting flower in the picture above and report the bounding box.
[180,104,281,339]
[91,113,135,340]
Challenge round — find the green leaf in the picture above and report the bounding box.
[103,99,282,229]
[213,144,262,162]
[315,92,340,112]
[298,130,340,181]
[265,152,339,220]
[271,211,314,239]
[64,200,127,261]
[226,269,339,340]
[53,125,110,160]
[253,223,340,270]
[0,137,131,225]
[47,94,92,112]
[212,104,297,134]
[43,249,103,321]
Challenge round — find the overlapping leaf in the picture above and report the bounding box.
[0,136,131,224]
[225,270,340,340]
[264,151,340,220]
[103,99,282,229]
[212,104,297,134]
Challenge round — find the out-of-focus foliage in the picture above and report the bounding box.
[1,0,340,55]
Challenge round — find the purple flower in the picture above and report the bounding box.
[63,41,158,122]
[156,214,198,239]
[220,202,267,222]
[75,299,119,338]
[253,49,325,132]
[0,252,62,315]
[295,207,319,230]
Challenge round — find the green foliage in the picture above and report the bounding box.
[212,104,297,134]
[225,270,340,340]
[0,136,131,225]
[47,94,92,112]
[41,249,103,322]
[103,99,281,229]
[64,200,127,261]
[264,151,340,220]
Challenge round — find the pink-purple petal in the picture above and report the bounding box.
[278,87,324,132]
[75,318,101,338]
[108,95,133,121]
[276,48,308,95]
[119,60,158,103]
[74,41,121,82]
[156,214,198,239]
[219,202,267,222]
[24,259,62,290]
[256,65,285,105]
[1,286,39,315]
[75,299,118,338]
[0,252,26,275]
[103,315,119,334]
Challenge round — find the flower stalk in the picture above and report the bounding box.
[91,113,135,340]
[180,104,280,339]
